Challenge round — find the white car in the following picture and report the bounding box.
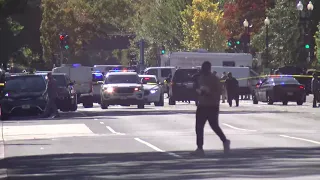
[100,72,145,109]
[139,75,164,106]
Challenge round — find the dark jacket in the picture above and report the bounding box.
[225,77,239,93]
[45,78,58,99]
[196,72,221,107]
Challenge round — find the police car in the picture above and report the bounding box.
[92,71,104,103]
[100,70,145,109]
[139,75,164,106]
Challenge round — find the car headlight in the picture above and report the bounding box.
[106,87,114,93]
[150,89,157,94]
[134,87,142,91]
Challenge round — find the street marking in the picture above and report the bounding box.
[100,122,104,124]
[134,138,181,158]
[94,119,98,121]
[106,126,125,135]
[40,147,44,150]
[222,123,257,132]
[279,135,320,145]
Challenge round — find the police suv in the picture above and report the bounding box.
[100,71,145,109]
[139,75,164,106]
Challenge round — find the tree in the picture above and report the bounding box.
[219,0,273,38]
[315,24,320,62]
[251,0,300,68]
[40,0,135,66]
[180,0,225,52]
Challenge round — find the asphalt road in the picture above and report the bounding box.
[0,96,320,179]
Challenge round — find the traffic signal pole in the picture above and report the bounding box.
[139,39,145,72]
[59,45,64,66]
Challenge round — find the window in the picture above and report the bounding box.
[5,76,46,92]
[273,77,299,85]
[53,75,67,87]
[173,69,199,83]
[145,69,158,76]
[223,61,235,67]
[105,74,139,84]
[92,73,104,82]
[139,77,157,84]
[161,69,172,78]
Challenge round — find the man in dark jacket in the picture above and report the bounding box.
[41,72,60,118]
[225,72,239,107]
[191,61,230,156]
[311,73,319,108]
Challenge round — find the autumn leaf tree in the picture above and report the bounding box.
[181,0,225,52]
[219,0,273,38]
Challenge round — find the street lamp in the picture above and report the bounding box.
[297,1,314,63]
[243,19,250,53]
[264,17,270,68]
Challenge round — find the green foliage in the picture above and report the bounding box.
[251,0,300,68]
[181,0,225,52]
[13,47,40,67]
[315,23,320,62]
[40,0,134,65]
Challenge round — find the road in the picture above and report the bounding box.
[1,96,320,179]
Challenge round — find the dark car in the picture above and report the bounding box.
[168,68,199,105]
[35,73,77,112]
[52,74,77,112]
[252,75,306,105]
[0,75,47,120]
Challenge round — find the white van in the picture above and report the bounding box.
[52,64,93,108]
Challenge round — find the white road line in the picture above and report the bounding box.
[134,138,181,158]
[279,135,320,145]
[222,123,257,132]
[100,122,104,124]
[94,119,98,121]
[106,126,126,135]
[40,147,44,150]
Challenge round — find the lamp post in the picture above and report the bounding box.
[243,19,250,53]
[264,17,270,68]
[297,1,314,62]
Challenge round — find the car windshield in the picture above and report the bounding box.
[273,77,299,84]
[106,74,139,84]
[4,76,46,92]
[139,76,157,84]
[53,75,67,87]
[173,69,199,82]
[92,73,104,82]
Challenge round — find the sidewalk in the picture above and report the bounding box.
[0,121,7,178]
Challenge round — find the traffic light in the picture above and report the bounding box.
[160,45,165,54]
[236,40,240,45]
[305,44,310,49]
[59,33,70,50]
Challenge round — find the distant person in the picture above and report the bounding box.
[311,73,320,108]
[191,61,230,156]
[220,72,228,103]
[41,72,60,118]
[225,72,239,107]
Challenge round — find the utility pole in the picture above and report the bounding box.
[139,39,145,73]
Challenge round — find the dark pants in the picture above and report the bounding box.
[196,106,227,149]
[227,92,239,107]
[42,98,59,117]
[313,91,319,107]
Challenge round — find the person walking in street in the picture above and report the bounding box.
[225,72,239,107]
[191,61,230,156]
[311,73,320,108]
[41,72,60,118]
[220,72,228,103]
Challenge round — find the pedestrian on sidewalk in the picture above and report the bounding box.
[191,61,230,156]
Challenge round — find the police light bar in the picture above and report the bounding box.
[269,75,293,78]
[108,70,136,72]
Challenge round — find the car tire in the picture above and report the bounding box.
[169,97,176,105]
[297,101,303,105]
[137,103,145,109]
[282,101,288,105]
[70,102,78,111]
[154,95,164,106]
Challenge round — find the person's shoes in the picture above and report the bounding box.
[223,139,231,154]
[51,114,60,118]
[190,148,205,157]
